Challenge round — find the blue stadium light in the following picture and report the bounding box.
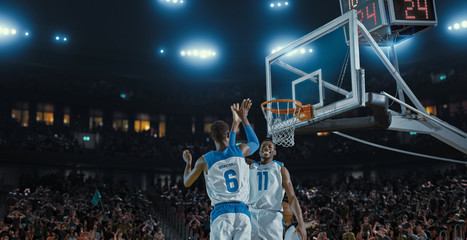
[159,0,183,6]
[55,36,60,40]
[25,32,29,36]
[269,1,289,9]
[160,49,164,54]
[271,46,313,57]
[180,48,216,59]
[63,37,67,42]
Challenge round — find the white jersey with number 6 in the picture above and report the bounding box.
[203,146,250,206]
[248,160,285,211]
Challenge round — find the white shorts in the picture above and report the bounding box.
[250,208,283,240]
[210,202,251,240]
[284,225,301,240]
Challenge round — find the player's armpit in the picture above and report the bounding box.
[183,156,207,187]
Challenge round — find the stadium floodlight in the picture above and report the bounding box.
[25,32,29,36]
[270,3,275,7]
[278,3,281,6]
[2,28,10,35]
[285,2,288,5]
[462,21,467,28]
[270,1,289,9]
[63,37,67,41]
[448,26,453,30]
[180,48,217,59]
[11,29,16,35]
[454,23,460,30]
[55,36,60,40]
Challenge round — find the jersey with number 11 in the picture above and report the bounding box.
[203,146,250,206]
[248,160,285,211]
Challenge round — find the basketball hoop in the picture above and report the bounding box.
[261,99,312,147]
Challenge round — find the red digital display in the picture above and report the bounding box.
[341,0,385,32]
[392,0,436,21]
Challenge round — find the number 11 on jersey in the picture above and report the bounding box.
[257,171,268,190]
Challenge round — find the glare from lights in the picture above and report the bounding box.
[25,32,29,36]
[160,49,164,53]
[454,23,460,30]
[55,36,60,40]
[271,46,313,57]
[181,48,217,59]
[270,1,289,8]
[11,29,16,35]
[448,26,452,31]
[3,28,10,35]
[161,0,183,5]
[462,21,467,28]
[63,37,67,41]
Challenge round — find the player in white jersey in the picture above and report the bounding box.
[247,140,307,240]
[182,98,259,240]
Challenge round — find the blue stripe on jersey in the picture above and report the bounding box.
[203,146,244,171]
[210,202,251,224]
[273,160,283,167]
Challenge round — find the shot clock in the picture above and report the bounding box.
[388,0,437,25]
[339,0,437,44]
[340,0,388,33]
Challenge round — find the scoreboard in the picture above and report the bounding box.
[339,0,437,43]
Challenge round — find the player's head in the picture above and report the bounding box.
[259,139,276,161]
[210,120,229,143]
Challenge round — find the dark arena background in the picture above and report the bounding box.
[1,0,467,240]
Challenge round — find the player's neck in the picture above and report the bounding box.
[260,158,273,165]
[214,140,228,152]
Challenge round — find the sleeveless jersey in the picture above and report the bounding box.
[203,146,250,206]
[248,160,285,211]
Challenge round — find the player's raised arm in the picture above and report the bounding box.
[229,103,241,147]
[281,164,307,240]
[232,98,259,157]
[182,150,207,187]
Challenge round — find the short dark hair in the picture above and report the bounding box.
[210,120,229,143]
[261,139,275,147]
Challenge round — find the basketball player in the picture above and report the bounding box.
[182,98,259,240]
[283,201,317,240]
[229,111,307,240]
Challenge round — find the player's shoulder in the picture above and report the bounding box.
[272,160,284,168]
[203,146,244,170]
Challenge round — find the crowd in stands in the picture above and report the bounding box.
[160,167,467,240]
[0,173,166,240]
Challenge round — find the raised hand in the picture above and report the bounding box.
[231,103,241,123]
[183,150,192,165]
[233,98,252,123]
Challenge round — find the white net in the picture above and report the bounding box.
[262,100,301,147]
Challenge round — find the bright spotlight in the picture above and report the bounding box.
[270,3,275,7]
[55,36,60,40]
[63,37,67,41]
[25,32,29,36]
[3,28,10,35]
[309,48,313,53]
[187,50,192,56]
[193,49,199,56]
[448,26,452,30]
[11,29,16,35]
[462,21,467,28]
[300,48,305,54]
[173,0,177,3]
[278,3,281,7]
[285,2,288,5]
[180,0,183,3]
[180,50,186,56]
[454,23,460,30]
[212,51,216,56]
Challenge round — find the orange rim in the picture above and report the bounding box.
[261,99,302,115]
